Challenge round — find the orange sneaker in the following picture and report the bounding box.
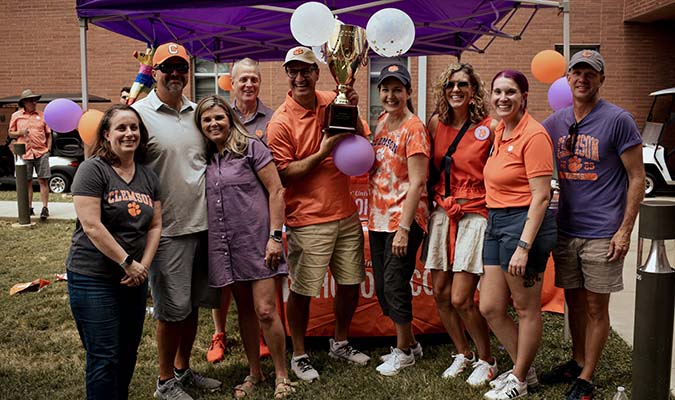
[259,337,270,359]
[207,332,226,364]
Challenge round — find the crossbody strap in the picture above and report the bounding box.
[439,119,472,198]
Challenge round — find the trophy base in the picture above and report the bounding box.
[324,103,358,135]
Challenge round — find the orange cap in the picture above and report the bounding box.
[152,42,190,66]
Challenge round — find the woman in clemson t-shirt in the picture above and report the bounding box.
[368,63,430,376]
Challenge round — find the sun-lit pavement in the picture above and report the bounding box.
[0,200,76,221]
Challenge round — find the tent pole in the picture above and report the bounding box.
[562,0,570,62]
[417,56,427,123]
[79,18,89,111]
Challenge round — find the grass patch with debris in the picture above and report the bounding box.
[0,220,633,399]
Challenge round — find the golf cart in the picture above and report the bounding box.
[642,87,675,196]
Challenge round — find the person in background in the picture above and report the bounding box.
[120,87,131,104]
[540,50,644,400]
[132,42,222,400]
[195,95,295,399]
[479,70,557,400]
[8,89,51,219]
[423,63,498,385]
[266,46,370,382]
[206,57,275,364]
[368,63,430,376]
[67,104,162,399]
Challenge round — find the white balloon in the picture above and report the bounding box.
[366,8,415,57]
[290,2,335,46]
[312,18,343,62]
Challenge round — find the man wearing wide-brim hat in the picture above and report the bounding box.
[9,89,52,219]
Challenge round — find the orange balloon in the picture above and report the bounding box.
[77,109,104,146]
[218,74,232,91]
[531,50,567,84]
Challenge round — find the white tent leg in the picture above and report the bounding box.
[417,56,427,122]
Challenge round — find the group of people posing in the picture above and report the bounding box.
[64,41,644,400]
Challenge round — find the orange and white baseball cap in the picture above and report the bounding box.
[152,42,190,66]
[283,46,319,66]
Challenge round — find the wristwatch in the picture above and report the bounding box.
[119,254,133,269]
[517,240,531,250]
[270,229,283,243]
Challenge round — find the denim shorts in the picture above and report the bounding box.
[483,207,557,274]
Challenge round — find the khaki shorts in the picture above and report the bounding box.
[552,234,624,293]
[423,207,486,274]
[286,213,365,297]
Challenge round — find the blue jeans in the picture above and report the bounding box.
[68,270,147,400]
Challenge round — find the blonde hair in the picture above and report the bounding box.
[432,63,489,126]
[195,95,254,158]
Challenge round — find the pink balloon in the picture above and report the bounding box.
[332,134,375,176]
[44,98,83,132]
[548,77,573,111]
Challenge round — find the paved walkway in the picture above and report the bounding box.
[2,197,675,392]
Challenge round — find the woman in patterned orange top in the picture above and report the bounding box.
[423,63,499,385]
[368,63,430,376]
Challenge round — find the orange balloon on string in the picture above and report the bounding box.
[77,109,104,146]
[531,50,567,84]
[218,74,232,91]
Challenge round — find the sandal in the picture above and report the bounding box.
[274,377,297,399]
[233,375,262,399]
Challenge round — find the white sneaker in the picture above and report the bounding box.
[484,373,527,399]
[291,354,319,382]
[467,359,498,387]
[441,352,476,379]
[376,347,415,376]
[380,342,423,362]
[328,339,370,365]
[489,366,538,389]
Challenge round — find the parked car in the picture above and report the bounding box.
[0,131,83,194]
[642,87,675,196]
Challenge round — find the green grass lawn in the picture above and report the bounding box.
[0,220,633,399]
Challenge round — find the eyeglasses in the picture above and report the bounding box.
[155,63,189,74]
[444,80,471,90]
[566,122,579,152]
[285,67,316,79]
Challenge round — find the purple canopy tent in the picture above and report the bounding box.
[75,0,567,109]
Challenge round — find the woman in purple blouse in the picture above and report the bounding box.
[195,95,294,399]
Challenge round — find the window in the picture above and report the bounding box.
[193,58,231,102]
[368,57,408,134]
[554,44,601,58]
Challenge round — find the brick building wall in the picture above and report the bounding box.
[1,0,674,129]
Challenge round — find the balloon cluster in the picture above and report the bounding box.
[43,99,102,145]
[530,50,572,111]
[289,3,415,57]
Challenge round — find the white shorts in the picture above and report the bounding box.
[423,206,486,274]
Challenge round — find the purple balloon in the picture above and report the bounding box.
[547,77,573,111]
[332,134,375,176]
[44,98,83,132]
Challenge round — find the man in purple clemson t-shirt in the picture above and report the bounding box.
[541,50,644,400]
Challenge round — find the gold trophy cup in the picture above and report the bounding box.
[322,24,369,134]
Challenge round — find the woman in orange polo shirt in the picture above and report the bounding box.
[423,63,498,385]
[369,63,430,376]
[479,70,557,400]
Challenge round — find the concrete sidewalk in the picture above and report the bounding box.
[0,200,76,221]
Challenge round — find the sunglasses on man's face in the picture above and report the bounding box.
[566,122,579,152]
[444,80,471,90]
[155,63,190,74]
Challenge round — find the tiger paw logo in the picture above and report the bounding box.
[568,156,582,172]
[128,202,141,217]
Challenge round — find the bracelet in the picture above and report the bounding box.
[398,224,411,232]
